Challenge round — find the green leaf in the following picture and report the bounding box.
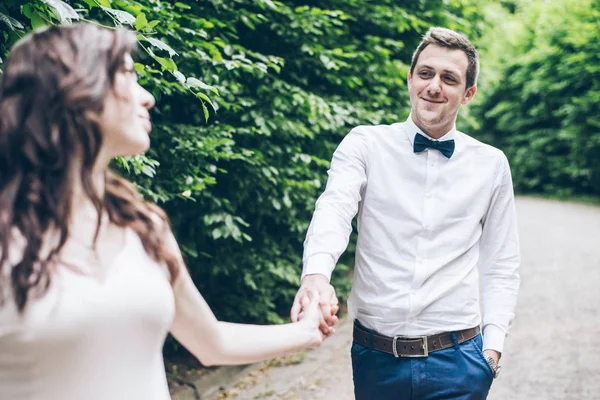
[174,2,191,9]
[22,5,35,19]
[201,102,209,123]
[272,199,281,210]
[186,77,218,95]
[29,11,47,29]
[258,0,278,10]
[133,62,144,74]
[195,92,216,110]
[134,12,148,31]
[142,35,178,57]
[97,0,111,7]
[240,15,255,30]
[42,0,80,23]
[211,228,223,240]
[172,70,185,84]
[101,6,135,25]
[141,164,155,177]
[0,12,24,30]
[82,0,97,8]
[148,20,160,29]
[153,56,177,72]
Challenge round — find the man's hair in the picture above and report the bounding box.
[409,27,479,89]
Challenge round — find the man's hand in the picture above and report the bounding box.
[290,274,339,337]
[483,349,501,365]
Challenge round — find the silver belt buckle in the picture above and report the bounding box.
[392,335,429,358]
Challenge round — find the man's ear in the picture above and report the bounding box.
[407,71,413,89]
[462,85,477,105]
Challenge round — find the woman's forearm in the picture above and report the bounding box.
[168,243,323,367]
[206,320,319,366]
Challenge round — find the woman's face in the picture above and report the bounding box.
[97,54,155,160]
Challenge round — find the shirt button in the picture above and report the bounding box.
[425,193,432,198]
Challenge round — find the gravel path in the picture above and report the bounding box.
[198,197,600,400]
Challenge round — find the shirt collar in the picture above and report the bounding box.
[404,113,457,147]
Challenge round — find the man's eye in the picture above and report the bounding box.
[419,71,432,77]
[443,76,456,83]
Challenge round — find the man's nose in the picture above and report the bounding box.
[427,76,441,94]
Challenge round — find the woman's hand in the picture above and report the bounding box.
[297,290,326,348]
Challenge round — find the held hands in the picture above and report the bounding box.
[291,274,339,338]
[296,289,325,347]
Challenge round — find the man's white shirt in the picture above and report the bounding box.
[302,116,520,353]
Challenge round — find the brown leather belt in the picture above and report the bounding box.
[353,320,480,358]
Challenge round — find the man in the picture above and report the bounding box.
[290,27,520,399]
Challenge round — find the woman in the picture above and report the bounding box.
[0,23,325,400]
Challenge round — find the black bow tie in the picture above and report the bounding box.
[413,133,455,159]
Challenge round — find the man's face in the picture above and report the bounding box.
[407,44,476,138]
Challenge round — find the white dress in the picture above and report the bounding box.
[0,226,175,400]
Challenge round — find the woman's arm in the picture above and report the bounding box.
[167,235,323,366]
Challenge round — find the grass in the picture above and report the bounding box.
[254,387,276,399]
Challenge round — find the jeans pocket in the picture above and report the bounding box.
[470,335,495,380]
[351,340,370,375]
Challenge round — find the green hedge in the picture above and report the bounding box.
[473,0,600,196]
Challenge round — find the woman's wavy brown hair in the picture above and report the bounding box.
[0,23,179,313]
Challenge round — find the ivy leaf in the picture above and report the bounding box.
[186,77,219,95]
[101,6,135,26]
[272,199,281,210]
[0,12,25,30]
[141,164,155,177]
[42,0,80,23]
[134,12,148,31]
[240,15,256,30]
[153,56,177,72]
[195,91,216,111]
[173,70,186,84]
[148,20,160,29]
[258,0,278,10]
[133,62,144,74]
[82,0,98,8]
[23,7,47,29]
[201,103,209,123]
[174,2,191,10]
[141,34,178,57]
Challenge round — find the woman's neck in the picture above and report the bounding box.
[71,168,107,223]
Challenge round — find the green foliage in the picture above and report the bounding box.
[1,0,485,357]
[473,0,600,195]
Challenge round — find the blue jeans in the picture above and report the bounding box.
[351,329,494,400]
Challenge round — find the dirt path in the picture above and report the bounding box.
[194,197,600,400]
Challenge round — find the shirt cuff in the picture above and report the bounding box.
[482,324,507,353]
[301,253,336,281]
